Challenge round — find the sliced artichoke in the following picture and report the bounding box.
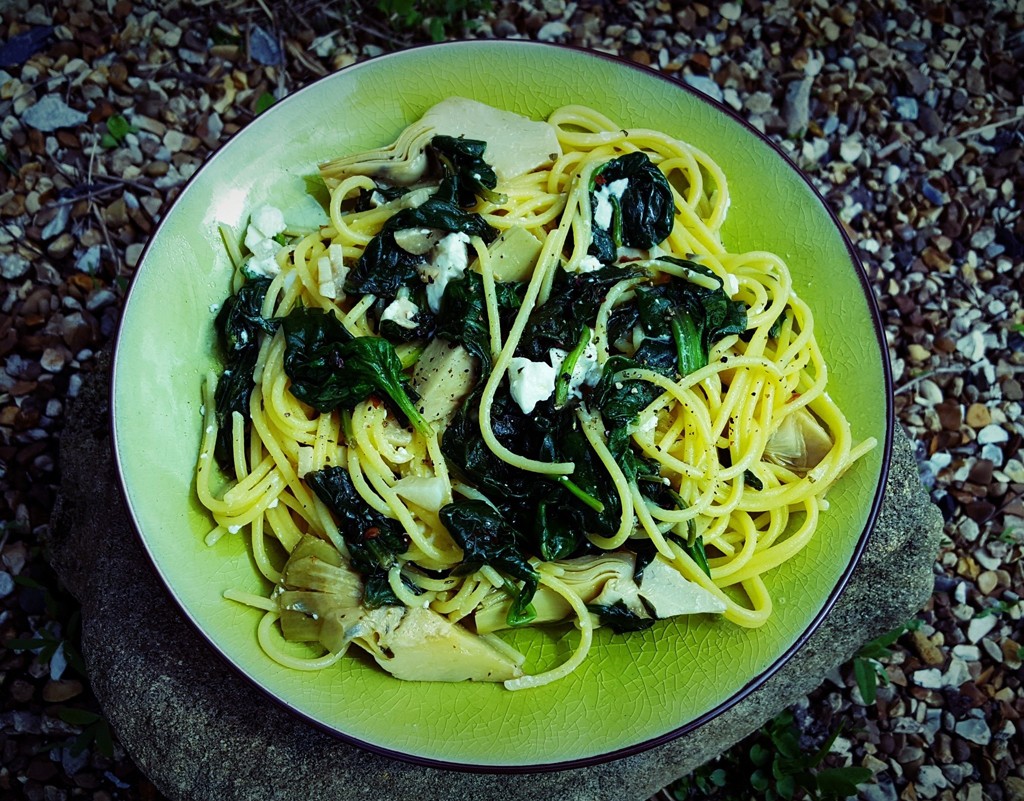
[764,406,834,473]
[276,534,521,682]
[319,97,562,188]
[474,551,725,634]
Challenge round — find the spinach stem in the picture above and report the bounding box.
[554,325,590,408]
[555,474,605,514]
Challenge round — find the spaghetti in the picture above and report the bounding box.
[196,98,875,690]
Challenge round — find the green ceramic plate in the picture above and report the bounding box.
[112,41,892,770]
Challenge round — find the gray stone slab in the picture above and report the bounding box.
[49,353,942,801]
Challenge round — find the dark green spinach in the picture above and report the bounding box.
[430,134,505,206]
[518,266,637,360]
[305,465,411,607]
[439,500,540,626]
[434,270,493,377]
[212,277,275,471]
[587,598,657,633]
[280,307,432,435]
[346,138,500,299]
[590,151,675,251]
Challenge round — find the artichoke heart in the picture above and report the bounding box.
[764,406,834,473]
[319,97,562,188]
[474,552,724,634]
[276,535,522,682]
[362,606,523,683]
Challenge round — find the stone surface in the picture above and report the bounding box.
[49,352,942,801]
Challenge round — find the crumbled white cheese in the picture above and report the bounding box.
[724,272,739,298]
[565,254,604,274]
[592,177,629,230]
[636,414,658,434]
[243,204,287,278]
[508,356,558,414]
[507,330,601,414]
[380,287,419,329]
[420,231,470,313]
[548,329,602,402]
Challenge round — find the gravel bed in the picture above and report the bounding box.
[1,1,1022,799]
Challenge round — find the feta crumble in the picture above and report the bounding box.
[317,243,347,300]
[508,329,602,414]
[592,177,629,230]
[565,254,604,274]
[243,204,287,278]
[508,356,558,414]
[380,287,420,329]
[420,231,471,313]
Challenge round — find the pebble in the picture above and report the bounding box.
[894,96,919,120]
[249,25,283,66]
[683,74,723,103]
[967,615,998,643]
[915,765,948,798]
[976,424,1008,445]
[1,252,31,279]
[719,2,741,21]
[954,714,991,746]
[782,76,812,136]
[74,244,102,275]
[0,571,14,598]
[965,403,991,428]
[537,21,570,41]
[21,95,88,131]
[840,139,863,163]
[952,644,980,661]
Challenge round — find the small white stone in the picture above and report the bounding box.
[912,667,943,689]
[536,21,570,41]
[915,764,948,798]
[977,424,1009,445]
[981,442,1004,466]
[0,252,30,279]
[967,614,998,643]
[840,139,863,163]
[40,347,66,373]
[950,643,983,663]
[954,715,991,745]
[720,2,741,21]
[943,657,971,687]
[916,379,943,406]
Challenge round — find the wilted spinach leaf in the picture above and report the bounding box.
[434,270,492,377]
[587,598,657,633]
[212,277,275,471]
[592,354,664,427]
[306,466,408,571]
[591,152,675,250]
[518,266,637,360]
[440,500,540,626]
[280,307,431,435]
[430,135,504,206]
[346,159,498,299]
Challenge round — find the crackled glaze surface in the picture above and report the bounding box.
[112,41,890,769]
